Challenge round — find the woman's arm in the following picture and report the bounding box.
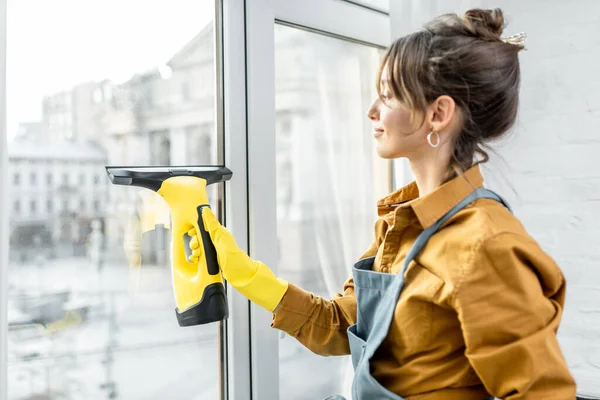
[272,240,379,356]
[271,276,357,356]
[452,232,576,399]
[195,206,381,357]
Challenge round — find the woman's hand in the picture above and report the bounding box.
[188,207,288,312]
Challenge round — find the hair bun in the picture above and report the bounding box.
[463,8,505,41]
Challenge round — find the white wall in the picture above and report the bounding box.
[390,1,600,397]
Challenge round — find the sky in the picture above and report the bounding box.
[6,0,214,139]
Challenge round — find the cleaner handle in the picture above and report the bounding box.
[192,205,219,275]
[175,203,227,327]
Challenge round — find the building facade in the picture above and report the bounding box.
[7,139,107,262]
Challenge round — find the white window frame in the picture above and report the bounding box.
[221,0,252,399]
[0,0,7,398]
[243,1,389,398]
[0,1,245,399]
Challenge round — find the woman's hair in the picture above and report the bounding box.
[378,8,524,178]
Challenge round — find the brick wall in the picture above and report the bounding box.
[391,1,600,397]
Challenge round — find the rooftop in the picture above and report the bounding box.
[8,139,107,162]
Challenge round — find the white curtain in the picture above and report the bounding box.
[312,47,389,399]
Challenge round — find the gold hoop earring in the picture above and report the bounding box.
[427,130,440,148]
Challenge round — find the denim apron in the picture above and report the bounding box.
[325,188,509,400]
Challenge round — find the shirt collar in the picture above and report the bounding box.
[377,164,485,229]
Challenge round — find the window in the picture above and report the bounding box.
[274,24,389,399]
[243,2,390,398]
[276,158,293,218]
[103,84,113,101]
[6,1,221,399]
[93,87,103,103]
[4,1,391,399]
[150,131,172,165]
[276,111,293,140]
[186,124,213,165]
[182,82,191,101]
[159,137,171,165]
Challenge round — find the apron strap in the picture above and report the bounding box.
[402,188,510,272]
[364,188,510,356]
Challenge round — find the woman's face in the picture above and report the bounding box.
[367,70,430,160]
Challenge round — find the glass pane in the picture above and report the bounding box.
[274,25,389,399]
[6,1,222,399]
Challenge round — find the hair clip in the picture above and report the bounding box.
[501,32,527,46]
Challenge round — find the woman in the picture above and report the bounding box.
[190,8,576,399]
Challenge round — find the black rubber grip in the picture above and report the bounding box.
[198,205,220,275]
[175,282,228,326]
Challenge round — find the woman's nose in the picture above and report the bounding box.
[367,101,379,121]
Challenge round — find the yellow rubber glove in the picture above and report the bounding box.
[188,207,288,312]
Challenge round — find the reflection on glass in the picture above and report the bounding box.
[7,1,220,399]
[274,25,389,399]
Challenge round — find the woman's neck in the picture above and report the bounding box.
[409,151,453,197]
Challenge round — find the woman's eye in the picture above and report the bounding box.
[381,92,394,103]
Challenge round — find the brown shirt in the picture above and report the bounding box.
[272,165,576,399]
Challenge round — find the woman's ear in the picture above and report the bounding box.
[428,95,456,133]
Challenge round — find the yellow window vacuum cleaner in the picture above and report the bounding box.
[105,166,232,327]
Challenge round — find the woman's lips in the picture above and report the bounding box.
[374,129,384,138]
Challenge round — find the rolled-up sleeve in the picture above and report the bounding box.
[271,241,379,356]
[271,278,357,356]
[452,232,576,399]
